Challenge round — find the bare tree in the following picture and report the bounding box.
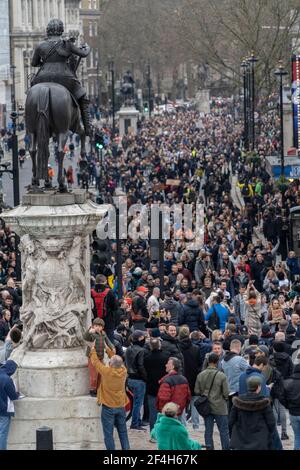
[177,0,300,96]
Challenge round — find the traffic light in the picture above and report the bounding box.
[95,132,104,150]
[143,102,149,113]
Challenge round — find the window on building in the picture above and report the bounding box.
[88,0,92,9]
[89,21,93,37]
[94,21,98,36]
[93,0,97,9]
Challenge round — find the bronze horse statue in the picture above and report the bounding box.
[25,82,86,191]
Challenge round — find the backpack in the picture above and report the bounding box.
[91,288,110,319]
[207,305,220,331]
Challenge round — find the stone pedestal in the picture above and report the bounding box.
[196,89,210,114]
[117,105,140,137]
[2,191,109,449]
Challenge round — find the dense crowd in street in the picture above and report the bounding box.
[2,102,300,451]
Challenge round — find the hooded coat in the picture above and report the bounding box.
[0,361,19,416]
[269,350,294,380]
[239,367,270,397]
[160,298,182,325]
[160,333,184,363]
[178,338,201,392]
[150,414,202,450]
[229,394,275,450]
[178,300,205,332]
[280,366,300,416]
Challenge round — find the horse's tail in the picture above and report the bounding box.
[36,86,50,180]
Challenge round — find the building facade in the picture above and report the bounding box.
[9,0,81,108]
[0,0,11,127]
[79,0,102,105]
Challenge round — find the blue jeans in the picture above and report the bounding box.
[180,396,200,429]
[101,405,130,450]
[127,378,146,428]
[0,416,11,450]
[290,415,300,450]
[148,394,158,431]
[204,414,230,450]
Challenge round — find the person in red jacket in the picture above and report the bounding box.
[156,357,191,417]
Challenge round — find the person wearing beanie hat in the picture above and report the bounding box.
[91,273,118,344]
[281,364,300,449]
[229,373,276,450]
[131,287,149,331]
[150,328,161,338]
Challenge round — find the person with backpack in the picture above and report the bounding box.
[91,274,118,343]
[205,294,229,333]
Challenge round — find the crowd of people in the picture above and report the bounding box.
[2,102,300,450]
[82,105,300,451]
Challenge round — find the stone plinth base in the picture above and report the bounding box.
[117,106,140,136]
[8,397,102,450]
[196,89,210,114]
[8,348,103,449]
[15,348,90,398]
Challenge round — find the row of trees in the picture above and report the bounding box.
[98,0,300,98]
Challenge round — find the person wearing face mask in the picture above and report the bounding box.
[125,330,147,430]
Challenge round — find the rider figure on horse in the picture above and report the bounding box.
[31,18,91,136]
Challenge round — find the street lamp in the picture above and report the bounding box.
[248,52,258,151]
[10,64,20,207]
[274,61,288,178]
[147,62,152,118]
[108,58,115,138]
[241,59,249,151]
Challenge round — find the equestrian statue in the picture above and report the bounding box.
[25,19,91,192]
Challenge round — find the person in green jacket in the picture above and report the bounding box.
[151,402,202,450]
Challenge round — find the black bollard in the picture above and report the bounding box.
[36,426,53,450]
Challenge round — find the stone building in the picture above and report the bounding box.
[0,0,10,127]
[9,0,81,107]
[79,0,102,104]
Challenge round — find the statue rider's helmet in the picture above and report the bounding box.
[46,19,64,37]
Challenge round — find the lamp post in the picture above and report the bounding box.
[246,61,252,149]
[241,60,249,151]
[248,52,258,151]
[274,61,288,178]
[10,65,20,207]
[108,58,115,138]
[147,62,152,118]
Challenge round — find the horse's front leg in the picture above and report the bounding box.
[29,133,39,188]
[58,133,68,192]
